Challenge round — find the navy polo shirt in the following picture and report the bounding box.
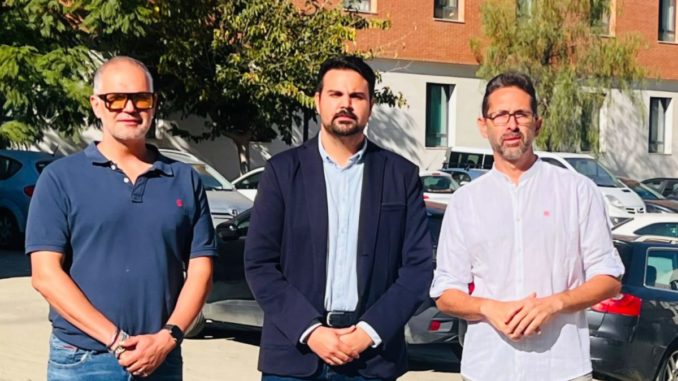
[25,142,216,351]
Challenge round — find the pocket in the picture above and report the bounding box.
[48,335,91,368]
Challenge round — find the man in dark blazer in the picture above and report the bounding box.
[244,55,433,380]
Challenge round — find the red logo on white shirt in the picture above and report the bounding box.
[543,210,550,217]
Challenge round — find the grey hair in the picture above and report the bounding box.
[92,56,154,93]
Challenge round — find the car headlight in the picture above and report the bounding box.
[605,195,625,209]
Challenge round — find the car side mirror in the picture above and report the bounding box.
[216,222,240,241]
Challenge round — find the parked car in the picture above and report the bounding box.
[589,238,678,381]
[537,151,646,225]
[439,167,489,185]
[231,167,264,202]
[0,150,60,249]
[191,200,460,348]
[643,178,678,201]
[158,149,252,227]
[446,146,494,170]
[420,170,459,204]
[612,214,678,241]
[619,176,678,213]
[458,238,678,381]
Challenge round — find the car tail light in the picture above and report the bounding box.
[428,320,442,331]
[591,293,641,317]
[24,185,35,197]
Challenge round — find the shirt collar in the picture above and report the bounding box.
[490,155,542,185]
[84,141,174,176]
[318,133,368,168]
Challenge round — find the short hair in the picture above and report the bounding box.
[92,56,154,93]
[481,71,538,117]
[316,55,376,99]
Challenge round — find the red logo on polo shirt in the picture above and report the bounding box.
[543,210,550,217]
[176,199,183,207]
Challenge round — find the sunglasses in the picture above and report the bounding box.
[96,92,156,111]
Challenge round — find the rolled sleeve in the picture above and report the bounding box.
[579,180,625,280]
[430,196,473,298]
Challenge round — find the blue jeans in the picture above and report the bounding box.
[47,334,182,381]
[262,364,396,381]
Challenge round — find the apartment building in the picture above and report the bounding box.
[341,0,678,179]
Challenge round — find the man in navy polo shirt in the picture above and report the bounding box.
[26,56,216,380]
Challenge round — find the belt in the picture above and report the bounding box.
[323,311,360,328]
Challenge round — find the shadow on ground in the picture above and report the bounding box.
[194,321,460,374]
[0,250,30,279]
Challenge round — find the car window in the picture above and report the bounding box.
[643,180,663,192]
[564,158,618,187]
[35,160,54,174]
[421,176,457,193]
[449,152,489,169]
[0,156,22,180]
[629,182,665,200]
[427,213,443,253]
[191,163,234,191]
[646,249,678,290]
[451,172,471,184]
[236,172,261,190]
[540,157,567,169]
[635,223,678,238]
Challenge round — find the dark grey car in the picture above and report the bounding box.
[589,239,678,381]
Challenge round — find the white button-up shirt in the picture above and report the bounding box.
[430,159,624,381]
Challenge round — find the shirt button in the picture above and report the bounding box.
[111,164,117,170]
[123,178,130,183]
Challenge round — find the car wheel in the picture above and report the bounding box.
[656,347,678,381]
[184,310,206,338]
[0,210,20,249]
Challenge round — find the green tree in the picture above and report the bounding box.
[0,0,157,147]
[471,0,647,152]
[152,0,401,173]
[1,0,403,174]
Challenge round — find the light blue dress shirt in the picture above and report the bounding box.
[298,134,381,347]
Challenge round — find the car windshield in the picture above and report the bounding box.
[421,175,459,193]
[564,158,619,187]
[628,182,666,200]
[190,164,234,191]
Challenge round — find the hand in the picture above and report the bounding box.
[338,326,373,355]
[307,326,359,366]
[479,293,536,339]
[505,294,564,341]
[117,330,176,377]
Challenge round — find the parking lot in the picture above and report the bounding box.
[0,250,461,381]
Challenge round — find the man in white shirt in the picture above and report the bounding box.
[430,71,624,381]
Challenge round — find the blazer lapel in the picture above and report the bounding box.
[357,141,385,299]
[299,136,329,300]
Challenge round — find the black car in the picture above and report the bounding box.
[589,239,678,381]
[456,239,678,380]
[619,176,678,213]
[191,201,459,347]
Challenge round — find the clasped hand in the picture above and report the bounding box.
[480,293,564,341]
[307,325,373,366]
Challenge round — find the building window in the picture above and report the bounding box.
[516,0,534,19]
[660,0,677,42]
[434,0,464,22]
[344,0,374,13]
[591,0,615,36]
[426,84,453,148]
[649,97,671,153]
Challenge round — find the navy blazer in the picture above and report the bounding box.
[244,136,433,378]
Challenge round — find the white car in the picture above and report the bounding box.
[612,214,678,242]
[420,170,459,204]
[231,167,264,201]
[536,151,646,226]
[159,149,252,227]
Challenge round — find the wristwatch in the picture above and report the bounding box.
[163,324,184,346]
